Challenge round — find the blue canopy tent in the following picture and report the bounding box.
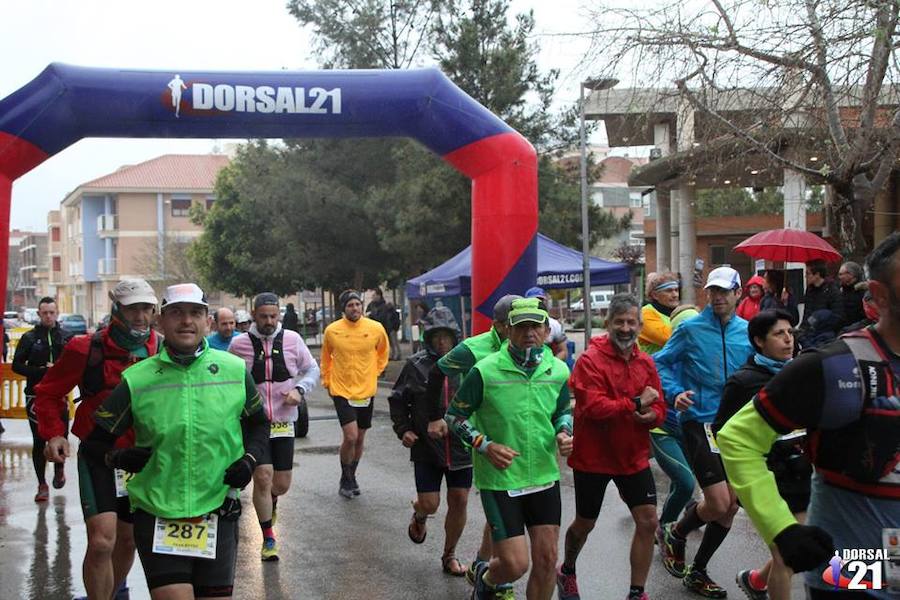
[406,233,630,299]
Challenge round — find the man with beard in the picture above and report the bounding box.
[446,298,573,600]
[557,294,665,600]
[654,267,753,598]
[321,289,390,499]
[37,279,161,600]
[229,292,319,560]
[719,232,900,599]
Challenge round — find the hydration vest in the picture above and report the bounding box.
[811,328,900,499]
[81,330,161,398]
[249,330,291,384]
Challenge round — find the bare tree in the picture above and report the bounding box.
[583,0,900,255]
[132,235,201,294]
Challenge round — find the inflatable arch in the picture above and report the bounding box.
[0,64,537,332]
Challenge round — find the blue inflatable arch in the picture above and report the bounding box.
[0,64,537,331]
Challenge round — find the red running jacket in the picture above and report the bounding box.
[568,334,665,475]
[35,328,160,447]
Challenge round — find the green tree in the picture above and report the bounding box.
[190,142,387,295]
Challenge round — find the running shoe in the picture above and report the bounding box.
[556,565,580,599]
[736,569,768,600]
[52,464,66,489]
[683,565,727,598]
[338,475,354,499]
[657,523,686,578]
[626,593,649,600]
[34,483,49,502]
[466,557,487,587]
[261,537,279,561]
[350,474,361,496]
[471,561,491,600]
[114,581,130,600]
[494,586,515,600]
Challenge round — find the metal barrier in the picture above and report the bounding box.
[0,363,76,419]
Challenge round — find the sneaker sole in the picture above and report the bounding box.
[261,555,280,562]
[683,577,727,598]
[735,573,766,600]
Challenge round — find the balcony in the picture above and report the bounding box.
[97,214,118,237]
[98,257,117,277]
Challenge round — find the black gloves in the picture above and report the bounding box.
[773,523,835,572]
[223,453,257,489]
[105,447,153,473]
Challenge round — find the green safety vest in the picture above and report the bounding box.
[463,327,502,365]
[122,343,248,519]
[471,345,569,491]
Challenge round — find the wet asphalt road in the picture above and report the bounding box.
[0,381,804,599]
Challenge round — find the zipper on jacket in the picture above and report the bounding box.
[721,322,728,381]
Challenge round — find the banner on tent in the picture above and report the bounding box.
[537,273,584,286]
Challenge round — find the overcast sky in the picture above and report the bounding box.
[1,0,602,231]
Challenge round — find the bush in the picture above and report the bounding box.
[572,315,605,329]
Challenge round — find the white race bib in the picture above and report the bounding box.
[270,421,295,438]
[507,482,554,498]
[114,469,133,498]
[703,422,720,454]
[153,514,218,559]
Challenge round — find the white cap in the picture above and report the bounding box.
[705,266,741,290]
[234,309,251,323]
[161,283,208,310]
[110,279,158,306]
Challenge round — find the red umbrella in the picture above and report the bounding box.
[734,228,842,263]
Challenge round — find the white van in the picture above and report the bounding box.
[571,290,614,314]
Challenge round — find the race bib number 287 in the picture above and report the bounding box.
[153,514,218,559]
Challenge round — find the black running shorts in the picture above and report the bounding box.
[573,468,657,520]
[132,508,238,596]
[258,437,295,472]
[413,461,473,493]
[480,481,561,542]
[332,396,374,429]
[76,451,133,523]
[681,420,728,489]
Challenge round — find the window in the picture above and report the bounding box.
[171,198,192,217]
[51,227,60,242]
[206,196,215,210]
[630,192,643,208]
[52,256,61,272]
[710,245,727,266]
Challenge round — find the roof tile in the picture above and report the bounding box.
[81,154,230,190]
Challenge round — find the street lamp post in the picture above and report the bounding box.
[579,77,618,350]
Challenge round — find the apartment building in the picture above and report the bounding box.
[56,154,230,324]
[17,232,48,306]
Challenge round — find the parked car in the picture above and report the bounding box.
[23,307,39,325]
[4,311,20,329]
[571,290,615,314]
[59,313,88,335]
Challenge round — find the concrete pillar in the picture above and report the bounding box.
[670,190,680,275]
[656,189,671,271]
[783,168,808,230]
[679,186,697,305]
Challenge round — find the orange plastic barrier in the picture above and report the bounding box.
[0,363,75,419]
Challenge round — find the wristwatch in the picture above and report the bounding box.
[632,395,642,411]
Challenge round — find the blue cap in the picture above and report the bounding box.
[524,286,546,299]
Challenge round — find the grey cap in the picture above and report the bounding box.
[492,294,523,323]
[253,292,279,310]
